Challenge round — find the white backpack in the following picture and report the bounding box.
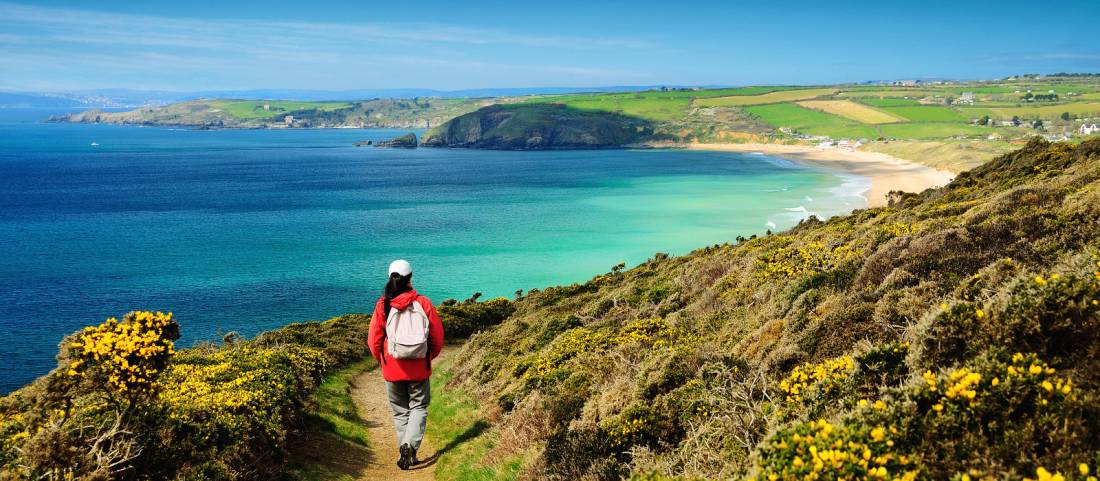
[385,298,430,360]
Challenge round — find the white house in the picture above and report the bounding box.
[1081,123,1100,136]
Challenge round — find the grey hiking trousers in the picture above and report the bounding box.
[385,379,430,451]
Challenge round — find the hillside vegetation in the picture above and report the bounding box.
[421,104,659,149]
[0,296,513,480]
[12,124,1100,481]
[445,138,1100,481]
[54,97,491,129]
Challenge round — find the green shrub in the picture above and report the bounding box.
[855,342,910,392]
[604,403,684,455]
[438,297,516,339]
[990,264,1100,378]
[543,426,622,481]
[909,301,989,372]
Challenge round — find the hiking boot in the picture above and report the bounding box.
[398,443,412,470]
[409,446,419,466]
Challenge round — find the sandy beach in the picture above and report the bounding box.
[641,142,956,208]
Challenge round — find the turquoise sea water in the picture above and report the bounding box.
[0,110,867,393]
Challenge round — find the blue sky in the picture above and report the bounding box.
[1,0,1098,92]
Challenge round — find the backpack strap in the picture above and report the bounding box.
[410,296,432,371]
[380,297,391,365]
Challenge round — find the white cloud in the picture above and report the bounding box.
[0,1,654,90]
[0,2,651,53]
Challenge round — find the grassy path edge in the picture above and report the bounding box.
[287,346,524,481]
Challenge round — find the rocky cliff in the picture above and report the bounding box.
[373,132,418,148]
[420,103,656,150]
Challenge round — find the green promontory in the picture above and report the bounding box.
[420,103,657,150]
[52,97,492,129]
[374,132,418,148]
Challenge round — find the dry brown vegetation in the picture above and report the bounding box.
[447,138,1100,481]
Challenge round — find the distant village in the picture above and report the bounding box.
[784,77,1100,149]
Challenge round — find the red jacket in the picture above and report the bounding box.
[368,289,444,382]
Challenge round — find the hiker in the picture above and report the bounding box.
[368,259,445,470]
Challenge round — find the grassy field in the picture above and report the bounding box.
[876,105,968,122]
[878,122,988,139]
[210,100,353,119]
[694,87,837,107]
[797,99,904,124]
[523,87,822,122]
[745,102,878,138]
[939,84,1100,95]
[857,98,923,107]
[960,102,1100,120]
[631,86,805,98]
[534,94,691,121]
[838,89,943,98]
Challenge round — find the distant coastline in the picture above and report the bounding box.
[638,141,956,208]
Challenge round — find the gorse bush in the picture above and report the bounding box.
[67,311,179,394]
[0,312,370,481]
[756,417,917,481]
[448,138,1100,481]
[438,296,516,339]
[755,239,859,281]
[156,345,327,475]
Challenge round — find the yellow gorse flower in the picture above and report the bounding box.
[780,356,854,404]
[758,415,914,481]
[925,353,1073,415]
[158,345,326,440]
[68,311,178,393]
[756,239,860,280]
[1029,467,1065,481]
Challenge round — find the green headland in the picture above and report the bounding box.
[54,75,1100,172]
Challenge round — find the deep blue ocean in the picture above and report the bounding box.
[0,109,867,393]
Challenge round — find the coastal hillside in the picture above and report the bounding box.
[447,138,1100,480]
[52,97,494,129]
[2,139,1099,481]
[420,104,658,149]
[55,76,1100,171]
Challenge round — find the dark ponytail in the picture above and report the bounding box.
[383,272,413,316]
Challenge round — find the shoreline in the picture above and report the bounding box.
[639,142,956,208]
[44,117,955,208]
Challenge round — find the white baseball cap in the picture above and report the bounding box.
[388,259,412,277]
